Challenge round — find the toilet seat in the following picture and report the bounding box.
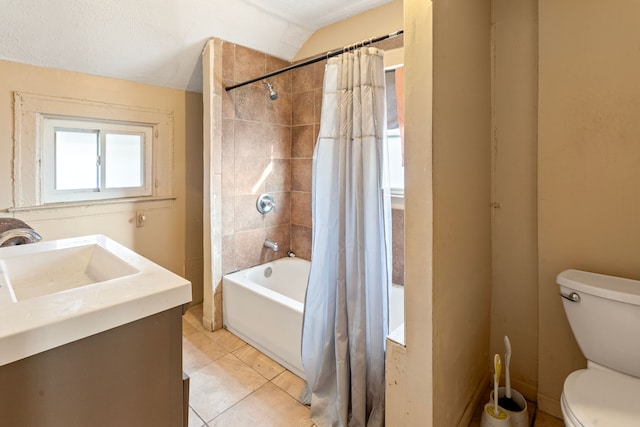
[562,367,640,426]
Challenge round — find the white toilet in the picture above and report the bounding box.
[557,269,640,426]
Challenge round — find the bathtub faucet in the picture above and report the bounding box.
[264,239,279,252]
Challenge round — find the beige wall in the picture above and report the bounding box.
[489,0,539,401]
[403,0,434,424]
[270,0,640,422]
[0,59,203,303]
[430,0,492,424]
[293,0,403,61]
[537,0,640,416]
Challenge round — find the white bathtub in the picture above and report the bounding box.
[222,257,405,379]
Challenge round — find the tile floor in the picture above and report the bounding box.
[182,304,314,427]
[183,304,564,427]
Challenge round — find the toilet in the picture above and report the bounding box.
[557,269,640,426]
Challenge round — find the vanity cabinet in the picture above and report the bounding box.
[0,306,187,427]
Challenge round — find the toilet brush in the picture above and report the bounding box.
[486,354,507,420]
[499,336,521,411]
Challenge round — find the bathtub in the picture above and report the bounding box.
[223,257,405,379]
[223,257,309,378]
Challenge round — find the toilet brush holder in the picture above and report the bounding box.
[480,402,512,427]
[489,387,528,427]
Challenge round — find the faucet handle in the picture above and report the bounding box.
[256,193,276,214]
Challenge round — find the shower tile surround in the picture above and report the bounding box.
[212,35,406,329]
[220,41,322,275]
[221,43,295,275]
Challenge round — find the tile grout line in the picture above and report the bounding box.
[206,382,272,425]
[184,309,312,425]
[189,404,210,427]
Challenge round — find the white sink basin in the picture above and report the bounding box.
[0,234,191,366]
[2,244,139,302]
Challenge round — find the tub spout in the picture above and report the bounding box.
[264,239,279,252]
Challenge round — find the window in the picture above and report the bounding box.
[42,118,152,203]
[385,55,405,208]
[386,127,404,194]
[13,92,174,209]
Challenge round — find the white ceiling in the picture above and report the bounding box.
[0,0,392,93]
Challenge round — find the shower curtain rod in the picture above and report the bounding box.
[224,29,404,92]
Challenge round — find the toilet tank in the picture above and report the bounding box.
[557,269,640,378]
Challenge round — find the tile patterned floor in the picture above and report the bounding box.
[182,305,313,427]
[184,304,564,427]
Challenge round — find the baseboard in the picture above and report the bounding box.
[537,392,563,419]
[458,371,490,427]
[510,377,538,402]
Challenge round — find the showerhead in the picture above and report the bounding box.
[263,80,278,101]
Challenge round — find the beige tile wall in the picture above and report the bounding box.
[289,60,325,260]
[221,43,294,272]
[219,36,404,271]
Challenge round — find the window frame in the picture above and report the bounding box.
[13,92,174,209]
[385,126,404,196]
[41,117,153,203]
[384,48,405,209]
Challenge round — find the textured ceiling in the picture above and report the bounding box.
[0,0,392,93]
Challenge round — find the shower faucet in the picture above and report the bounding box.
[256,193,275,215]
[264,239,279,252]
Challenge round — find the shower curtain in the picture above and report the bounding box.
[301,47,392,427]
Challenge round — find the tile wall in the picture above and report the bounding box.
[289,60,325,261]
[219,36,404,280]
[221,43,295,273]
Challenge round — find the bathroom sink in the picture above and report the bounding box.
[1,244,139,302]
[0,234,191,367]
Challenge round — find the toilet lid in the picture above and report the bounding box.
[564,368,640,426]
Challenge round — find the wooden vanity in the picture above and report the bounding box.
[0,306,188,427]
[0,235,192,427]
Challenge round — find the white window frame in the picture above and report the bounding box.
[42,117,154,203]
[13,92,174,209]
[386,126,404,194]
[384,48,405,209]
